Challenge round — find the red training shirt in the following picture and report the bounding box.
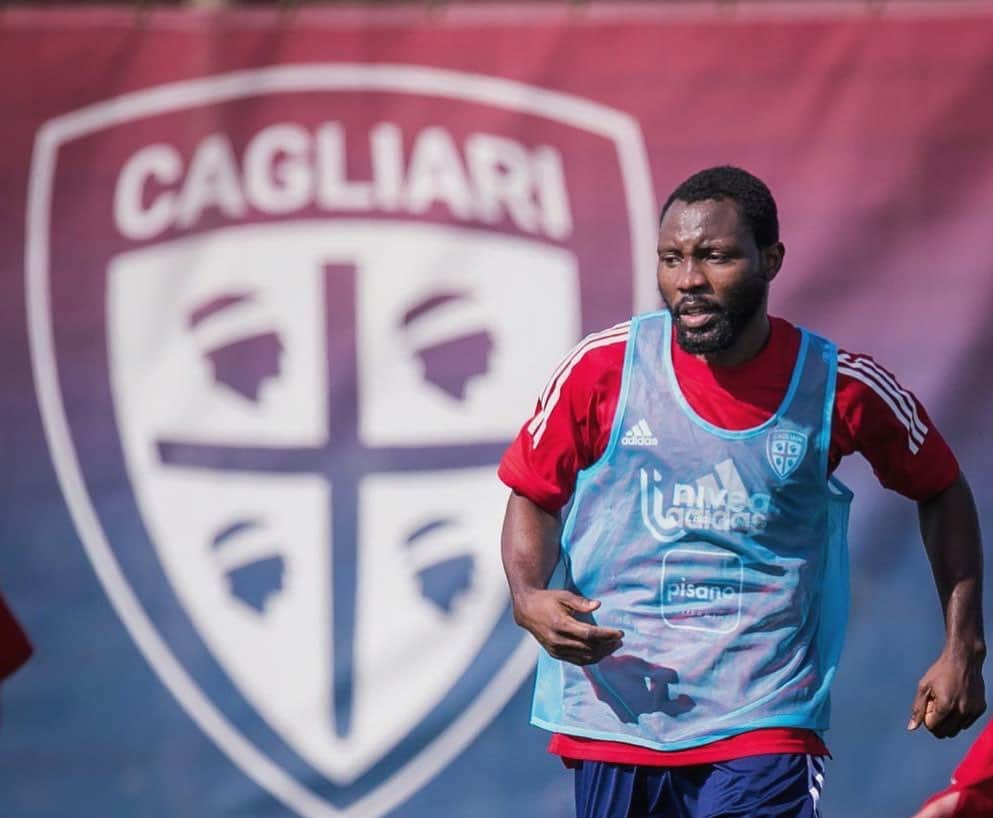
[499,315,959,766]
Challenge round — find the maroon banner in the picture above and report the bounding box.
[2,5,993,818]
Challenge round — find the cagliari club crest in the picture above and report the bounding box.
[27,65,654,816]
[766,429,809,480]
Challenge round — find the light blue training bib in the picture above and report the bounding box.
[531,310,853,750]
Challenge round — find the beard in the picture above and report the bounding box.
[661,278,767,355]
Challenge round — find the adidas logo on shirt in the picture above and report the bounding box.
[622,418,658,447]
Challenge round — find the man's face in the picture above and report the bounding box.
[657,198,779,356]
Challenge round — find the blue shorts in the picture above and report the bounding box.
[573,754,826,818]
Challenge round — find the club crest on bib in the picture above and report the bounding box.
[27,65,653,817]
[766,429,808,480]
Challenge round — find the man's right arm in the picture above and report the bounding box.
[501,491,623,666]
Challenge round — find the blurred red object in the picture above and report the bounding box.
[0,594,31,681]
[915,720,993,818]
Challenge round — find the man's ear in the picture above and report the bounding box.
[762,241,785,282]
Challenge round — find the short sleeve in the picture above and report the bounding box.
[497,324,628,512]
[833,350,959,501]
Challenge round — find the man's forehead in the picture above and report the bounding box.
[658,198,747,243]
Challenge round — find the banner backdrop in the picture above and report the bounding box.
[2,5,993,817]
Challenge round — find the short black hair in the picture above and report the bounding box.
[660,166,779,248]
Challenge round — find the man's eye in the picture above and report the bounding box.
[708,253,729,263]
[660,255,680,266]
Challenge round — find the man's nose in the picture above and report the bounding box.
[675,258,707,291]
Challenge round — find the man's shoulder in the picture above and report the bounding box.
[835,348,912,393]
[829,343,914,405]
[834,347,931,452]
[525,321,630,453]
[554,319,631,376]
[532,320,629,421]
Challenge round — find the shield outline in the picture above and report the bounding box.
[766,429,808,480]
[26,64,656,818]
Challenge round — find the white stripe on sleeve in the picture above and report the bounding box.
[838,366,922,454]
[838,354,929,454]
[838,352,928,440]
[535,321,630,412]
[528,325,629,448]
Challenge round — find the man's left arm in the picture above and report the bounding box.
[908,471,986,738]
[834,352,985,739]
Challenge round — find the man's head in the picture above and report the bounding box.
[657,166,785,360]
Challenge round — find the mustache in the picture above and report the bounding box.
[674,296,723,316]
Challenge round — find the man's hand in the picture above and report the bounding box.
[908,647,986,738]
[501,492,624,666]
[512,589,623,666]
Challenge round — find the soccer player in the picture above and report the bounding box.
[499,166,985,818]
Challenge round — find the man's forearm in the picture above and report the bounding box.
[500,490,623,664]
[919,471,986,653]
[908,470,987,737]
[500,491,562,605]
